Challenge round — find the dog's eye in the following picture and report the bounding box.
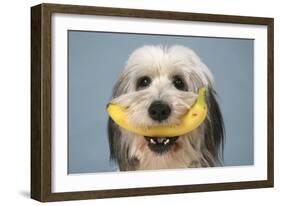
[136,76,151,89]
[173,75,187,91]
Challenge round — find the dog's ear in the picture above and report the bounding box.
[107,118,139,171]
[111,72,131,98]
[107,118,120,162]
[107,71,136,170]
[204,88,225,165]
[107,72,127,164]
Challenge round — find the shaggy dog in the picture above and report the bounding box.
[108,45,224,171]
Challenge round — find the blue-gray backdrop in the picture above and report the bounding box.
[68,31,253,174]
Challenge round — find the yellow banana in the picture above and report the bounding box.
[106,87,208,137]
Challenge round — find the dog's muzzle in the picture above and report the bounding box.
[144,136,179,154]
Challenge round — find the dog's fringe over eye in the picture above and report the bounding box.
[173,75,187,91]
[136,76,151,89]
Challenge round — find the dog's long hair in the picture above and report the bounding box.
[108,45,224,171]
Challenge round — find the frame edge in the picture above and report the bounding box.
[267,18,274,187]
[36,3,274,25]
[31,4,43,201]
[31,3,53,202]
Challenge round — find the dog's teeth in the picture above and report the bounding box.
[164,139,170,145]
[150,139,156,144]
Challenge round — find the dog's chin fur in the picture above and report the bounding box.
[122,128,214,170]
[108,45,224,171]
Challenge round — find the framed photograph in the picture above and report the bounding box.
[31,3,274,202]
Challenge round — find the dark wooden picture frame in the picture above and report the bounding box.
[31,3,274,202]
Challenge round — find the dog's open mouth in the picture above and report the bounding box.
[144,136,179,155]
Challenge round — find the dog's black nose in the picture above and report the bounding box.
[148,101,171,122]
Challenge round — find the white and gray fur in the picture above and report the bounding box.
[108,45,224,171]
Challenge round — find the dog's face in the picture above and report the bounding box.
[108,45,224,170]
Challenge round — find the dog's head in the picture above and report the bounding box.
[108,45,224,171]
